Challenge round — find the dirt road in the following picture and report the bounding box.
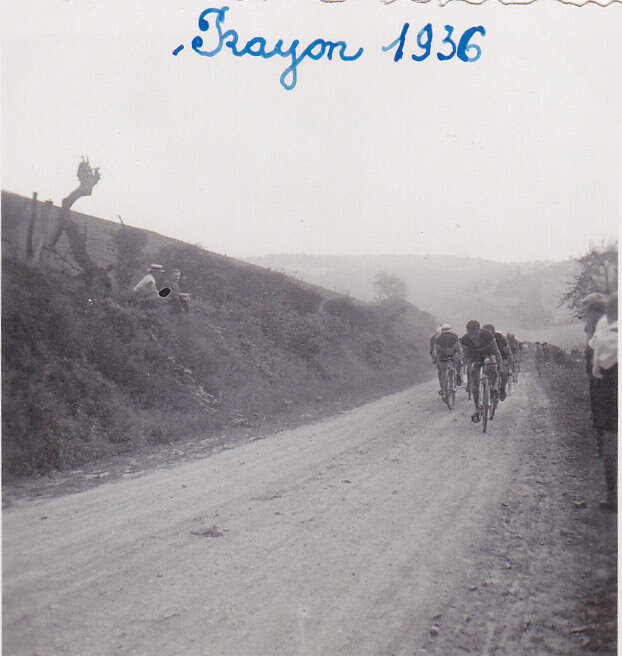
[2,374,614,655]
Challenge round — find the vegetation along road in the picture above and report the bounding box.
[3,372,615,655]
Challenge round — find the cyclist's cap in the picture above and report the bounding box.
[441,323,452,332]
[149,263,165,272]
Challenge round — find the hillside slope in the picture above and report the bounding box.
[2,193,436,478]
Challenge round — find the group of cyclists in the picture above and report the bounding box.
[429,321,523,426]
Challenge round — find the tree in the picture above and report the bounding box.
[45,158,111,294]
[373,272,407,302]
[561,243,618,318]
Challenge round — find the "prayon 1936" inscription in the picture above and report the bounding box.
[172,6,486,91]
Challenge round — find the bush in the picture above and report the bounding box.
[324,297,369,330]
[282,285,323,315]
[109,226,147,292]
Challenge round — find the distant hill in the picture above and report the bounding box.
[246,254,584,347]
[2,191,435,478]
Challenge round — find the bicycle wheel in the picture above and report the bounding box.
[447,367,456,410]
[438,366,447,405]
[490,393,498,420]
[480,378,489,433]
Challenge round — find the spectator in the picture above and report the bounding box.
[161,268,190,313]
[588,292,618,511]
[579,293,608,456]
[132,264,165,306]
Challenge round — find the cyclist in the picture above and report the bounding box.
[482,324,514,401]
[429,326,442,363]
[433,323,463,394]
[460,320,503,423]
[506,332,522,377]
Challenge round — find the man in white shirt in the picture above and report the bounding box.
[580,293,607,456]
[588,292,618,511]
[133,264,164,301]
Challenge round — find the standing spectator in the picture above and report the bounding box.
[580,292,608,456]
[589,292,618,511]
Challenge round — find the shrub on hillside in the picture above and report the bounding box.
[109,225,148,293]
[282,285,323,315]
[324,298,369,330]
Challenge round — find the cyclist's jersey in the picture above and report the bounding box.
[434,332,461,360]
[493,332,513,361]
[460,329,499,363]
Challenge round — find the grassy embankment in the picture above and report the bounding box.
[2,238,435,479]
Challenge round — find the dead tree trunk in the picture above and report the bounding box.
[47,158,110,294]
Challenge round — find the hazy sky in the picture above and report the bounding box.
[2,0,621,262]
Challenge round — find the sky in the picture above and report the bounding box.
[2,0,621,262]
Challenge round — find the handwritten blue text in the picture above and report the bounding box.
[383,23,486,63]
[183,7,364,91]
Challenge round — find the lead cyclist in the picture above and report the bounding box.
[460,320,503,423]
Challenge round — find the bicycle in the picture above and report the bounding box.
[462,364,472,400]
[504,362,513,397]
[476,357,499,433]
[439,359,457,410]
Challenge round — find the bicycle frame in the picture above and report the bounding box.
[439,358,457,409]
[474,357,498,433]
